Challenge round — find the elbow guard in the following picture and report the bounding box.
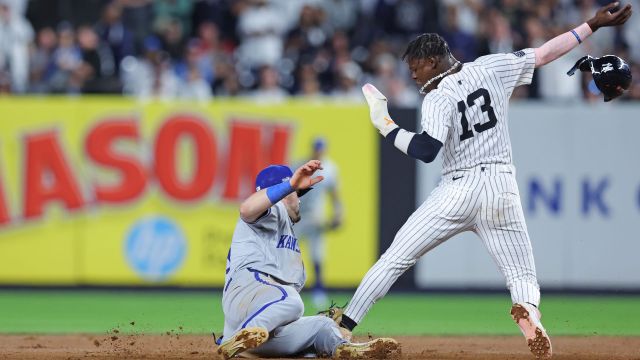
[386,129,442,163]
[408,132,442,163]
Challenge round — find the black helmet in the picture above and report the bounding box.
[567,55,632,102]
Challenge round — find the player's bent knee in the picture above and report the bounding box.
[284,297,305,319]
[314,315,337,329]
[311,316,345,353]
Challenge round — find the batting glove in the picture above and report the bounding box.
[361,83,398,137]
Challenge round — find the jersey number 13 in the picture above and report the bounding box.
[457,88,497,141]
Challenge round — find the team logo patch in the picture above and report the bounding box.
[601,63,614,73]
[512,50,525,58]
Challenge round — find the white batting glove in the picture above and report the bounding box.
[361,83,398,137]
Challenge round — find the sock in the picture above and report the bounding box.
[340,315,357,331]
[314,261,323,291]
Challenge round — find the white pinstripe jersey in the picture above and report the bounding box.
[421,48,536,175]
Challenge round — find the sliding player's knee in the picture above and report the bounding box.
[283,297,305,319]
[316,317,343,342]
[312,316,346,355]
[315,315,338,333]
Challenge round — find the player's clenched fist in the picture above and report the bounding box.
[290,160,324,191]
[587,2,632,31]
[361,83,399,137]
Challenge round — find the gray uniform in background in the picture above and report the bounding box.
[221,201,346,357]
[296,157,340,306]
[297,158,340,265]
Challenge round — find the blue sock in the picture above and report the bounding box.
[314,261,324,291]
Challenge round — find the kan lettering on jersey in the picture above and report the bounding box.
[276,234,301,253]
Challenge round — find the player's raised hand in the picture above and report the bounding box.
[587,2,632,31]
[291,160,324,191]
[362,83,399,137]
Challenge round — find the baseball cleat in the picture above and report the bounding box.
[217,327,269,359]
[334,338,401,359]
[511,303,552,359]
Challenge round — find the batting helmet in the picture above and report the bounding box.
[255,165,312,197]
[567,54,632,102]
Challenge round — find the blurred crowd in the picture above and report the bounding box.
[1,0,639,104]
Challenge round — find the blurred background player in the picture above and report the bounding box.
[296,137,343,308]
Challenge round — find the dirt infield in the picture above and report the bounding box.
[2,334,639,359]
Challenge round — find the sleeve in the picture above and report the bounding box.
[244,204,280,231]
[480,48,536,95]
[420,92,455,143]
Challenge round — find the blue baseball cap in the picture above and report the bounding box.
[255,164,312,197]
[312,137,326,152]
[255,165,293,191]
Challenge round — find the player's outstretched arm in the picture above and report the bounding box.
[239,161,324,223]
[362,84,442,163]
[534,2,632,68]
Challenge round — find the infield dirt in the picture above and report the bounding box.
[1,334,639,359]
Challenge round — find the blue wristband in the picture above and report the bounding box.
[266,181,294,204]
[570,29,582,44]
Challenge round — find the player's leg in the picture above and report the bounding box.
[219,269,305,358]
[235,270,304,331]
[475,173,540,307]
[298,221,328,308]
[248,315,343,357]
[475,172,551,358]
[343,175,482,326]
[249,315,400,359]
[308,229,328,307]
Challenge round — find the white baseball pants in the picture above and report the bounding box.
[345,164,540,323]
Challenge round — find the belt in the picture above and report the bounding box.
[450,163,515,176]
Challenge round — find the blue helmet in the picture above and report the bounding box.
[312,137,326,152]
[255,164,312,197]
[255,165,293,191]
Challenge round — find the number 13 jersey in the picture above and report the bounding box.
[422,48,536,175]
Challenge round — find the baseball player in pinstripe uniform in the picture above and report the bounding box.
[335,3,632,359]
[217,161,399,359]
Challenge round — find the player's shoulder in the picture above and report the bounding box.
[422,87,455,110]
[423,88,447,102]
[473,53,509,66]
[473,48,534,67]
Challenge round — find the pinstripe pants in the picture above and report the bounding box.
[345,164,540,324]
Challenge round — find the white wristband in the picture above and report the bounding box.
[393,129,414,154]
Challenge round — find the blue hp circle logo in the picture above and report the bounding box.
[125,217,187,281]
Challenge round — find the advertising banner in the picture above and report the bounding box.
[415,103,640,290]
[0,98,378,287]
